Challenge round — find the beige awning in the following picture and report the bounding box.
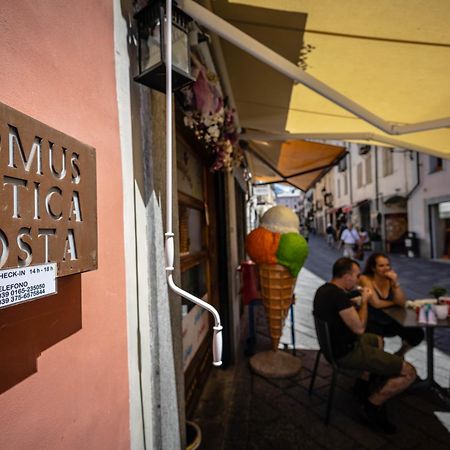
[185,0,450,176]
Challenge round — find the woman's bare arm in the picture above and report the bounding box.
[359,275,395,309]
[385,270,406,306]
[391,284,406,306]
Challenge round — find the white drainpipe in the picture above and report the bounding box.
[164,0,222,366]
[180,0,450,136]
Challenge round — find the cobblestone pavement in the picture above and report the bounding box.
[193,235,450,449]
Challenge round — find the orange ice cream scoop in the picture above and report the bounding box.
[246,227,281,264]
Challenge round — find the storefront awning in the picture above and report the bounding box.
[342,205,353,213]
[245,139,346,191]
[183,0,450,163]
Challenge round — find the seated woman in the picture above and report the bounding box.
[359,252,424,357]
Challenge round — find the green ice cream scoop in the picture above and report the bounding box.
[276,232,309,277]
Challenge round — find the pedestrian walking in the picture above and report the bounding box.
[326,223,336,247]
[340,223,360,258]
[359,227,370,249]
[300,223,310,241]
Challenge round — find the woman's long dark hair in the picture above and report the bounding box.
[363,252,390,276]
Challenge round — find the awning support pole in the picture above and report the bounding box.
[164,0,222,366]
[180,0,450,136]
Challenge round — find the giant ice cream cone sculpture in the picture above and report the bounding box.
[259,264,296,351]
[246,205,309,351]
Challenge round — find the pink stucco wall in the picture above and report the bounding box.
[0,1,130,448]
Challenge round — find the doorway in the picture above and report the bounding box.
[430,202,450,259]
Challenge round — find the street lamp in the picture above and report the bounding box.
[134,0,195,93]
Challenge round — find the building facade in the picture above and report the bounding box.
[308,143,450,259]
[0,1,248,449]
[276,190,302,213]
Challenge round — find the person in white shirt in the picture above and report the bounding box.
[341,223,360,258]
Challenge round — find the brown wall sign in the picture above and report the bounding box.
[0,102,97,277]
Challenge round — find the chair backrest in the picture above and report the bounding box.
[314,317,339,368]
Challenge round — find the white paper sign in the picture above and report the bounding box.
[0,263,57,309]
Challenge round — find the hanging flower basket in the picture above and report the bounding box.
[178,55,243,172]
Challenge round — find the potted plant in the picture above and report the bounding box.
[429,285,447,301]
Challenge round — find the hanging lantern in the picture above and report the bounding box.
[134,0,195,93]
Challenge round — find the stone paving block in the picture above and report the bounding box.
[279,398,360,449]
[300,374,330,391]
[316,364,334,378]
[413,441,450,450]
[270,392,317,420]
[296,356,316,372]
[223,438,248,450]
[277,382,385,449]
[247,439,277,450]
[400,390,447,415]
[228,389,251,417]
[222,418,250,448]
[284,384,325,408]
[301,376,358,404]
[250,396,282,424]
[252,375,285,404]
[248,416,319,450]
[197,421,225,450]
[328,412,388,449]
[310,382,368,423]
[394,395,450,446]
[382,418,430,449]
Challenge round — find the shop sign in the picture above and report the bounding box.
[0,102,97,277]
[0,262,57,309]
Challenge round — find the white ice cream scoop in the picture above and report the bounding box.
[260,205,300,234]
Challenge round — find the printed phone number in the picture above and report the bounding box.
[0,284,47,305]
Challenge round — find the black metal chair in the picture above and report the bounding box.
[308,317,343,425]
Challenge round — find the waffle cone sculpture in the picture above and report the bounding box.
[259,264,296,352]
[246,206,309,352]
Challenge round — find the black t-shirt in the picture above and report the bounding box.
[313,283,357,358]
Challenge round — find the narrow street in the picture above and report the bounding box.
[194,235,450,449]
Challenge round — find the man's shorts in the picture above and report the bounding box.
[338,333,403,376]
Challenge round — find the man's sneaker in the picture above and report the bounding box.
[364,401,397,434]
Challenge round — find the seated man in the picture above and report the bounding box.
[313,257,416,433]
